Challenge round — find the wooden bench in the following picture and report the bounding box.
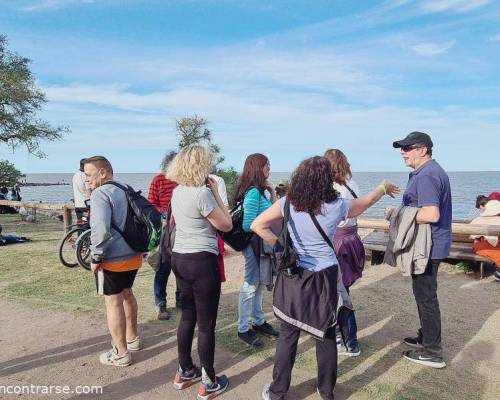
[358,218,500,279]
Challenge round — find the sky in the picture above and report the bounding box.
[1,0,500,173]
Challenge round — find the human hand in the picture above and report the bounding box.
[91,262,103,273]
[207,177,219,196]
[381,180,400,198]
[265,180,275,192]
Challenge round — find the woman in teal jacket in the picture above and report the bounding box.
[232,153,279,347]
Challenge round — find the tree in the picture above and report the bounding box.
[175,115,239,205]
[176,115,224,167]
[0,35,68,158]
[0,159,25,188]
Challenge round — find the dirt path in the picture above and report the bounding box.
[1,260,500,400]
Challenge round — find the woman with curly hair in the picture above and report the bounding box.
[232,153,279,348]
[166,145,232,400]
[252,156,399,400]
[324,148,364,357]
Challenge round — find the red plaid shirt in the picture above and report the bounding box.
[148,174,177,213]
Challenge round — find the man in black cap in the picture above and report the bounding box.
[393,131,452,369]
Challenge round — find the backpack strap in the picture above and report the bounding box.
[102,181,130,236]
[309,212,334,250]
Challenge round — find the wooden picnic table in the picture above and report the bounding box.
[358,218,500,279]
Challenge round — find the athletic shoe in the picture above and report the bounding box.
[156,305,170,320]
[173,365,202,390]
[403,350,446,369]
[494,270,500,282]
[197,369,228,400]
[253,321,279,337]
[99,345,131,367]
[126,336,143,352]
[238,329,264,348]
[337,344,361,357]
[403,335,423,349]
[262,383,271,400]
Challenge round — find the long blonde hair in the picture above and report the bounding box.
[166,145,213,187]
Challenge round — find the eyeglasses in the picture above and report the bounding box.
[401,145,423,152]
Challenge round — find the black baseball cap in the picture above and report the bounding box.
[393,131,433,149]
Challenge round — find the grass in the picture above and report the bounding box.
[1,214,497,400]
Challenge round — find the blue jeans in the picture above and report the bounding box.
[238,245,265,333]
[154,259,172,307]
[337,287,358,349]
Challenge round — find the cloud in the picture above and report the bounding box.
[21,0,95,12]
[411,40,456,55]
[419,0,490,14]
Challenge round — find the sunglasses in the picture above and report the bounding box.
[401,145,423,152]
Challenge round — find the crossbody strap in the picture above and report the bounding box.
[343,183,358,199]
[309,212,334,250]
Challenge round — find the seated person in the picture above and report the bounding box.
[470,200,500,281]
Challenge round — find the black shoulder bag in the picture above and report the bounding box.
[273,198,300,276]
[220,187,255,251]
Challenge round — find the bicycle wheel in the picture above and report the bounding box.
[76,229,92,270]
[59,227,86,268]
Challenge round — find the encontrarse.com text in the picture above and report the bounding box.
[0,385,103,395]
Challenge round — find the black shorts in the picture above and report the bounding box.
[95,269,138,296]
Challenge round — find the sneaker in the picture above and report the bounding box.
[173,365,202,390]
[403,335,423,349]
[494,270,500,282]
[403,350,446,369]
[156,305,170,320]
[262,383,271,400]
[253,321,279,337]
[238,329,264,348]
[337,344,361,357]
[99,345,131,367]
[126,336,143,352]
[197,371,228,400]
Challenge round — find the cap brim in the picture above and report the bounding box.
[393,139,411,148]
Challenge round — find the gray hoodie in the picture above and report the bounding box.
[90,181,140,263]
[384,206,431,276]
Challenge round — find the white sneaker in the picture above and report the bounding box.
[99,345,132,367]
[126,336,143,351]
[337,344,361,357]
[262,383,271,400]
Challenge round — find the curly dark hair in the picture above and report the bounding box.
[288,156,338,214]
[232,153,269,203]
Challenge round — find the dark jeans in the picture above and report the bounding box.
[336,287,358,349]
[270,322,338,400]
[411,259,442,357]
[171,251,221,381]
[154,259,172,307]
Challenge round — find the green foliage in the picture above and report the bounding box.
[175,115,240,205]
[0,35,68,158]
[0,159,25,187]
[175,115,224,166]
[216,166,239,206]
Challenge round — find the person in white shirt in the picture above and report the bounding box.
[72,159,91,224]
[324,149,365,357]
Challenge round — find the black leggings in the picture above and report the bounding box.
[171,251,221,381]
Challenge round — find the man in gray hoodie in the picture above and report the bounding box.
[84,156,143,367]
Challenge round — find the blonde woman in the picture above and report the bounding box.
[166,145,232,400]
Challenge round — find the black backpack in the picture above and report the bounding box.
[104,181,162,252]
[220,187,254,251]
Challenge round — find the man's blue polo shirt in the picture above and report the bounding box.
[402,159,452,260]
